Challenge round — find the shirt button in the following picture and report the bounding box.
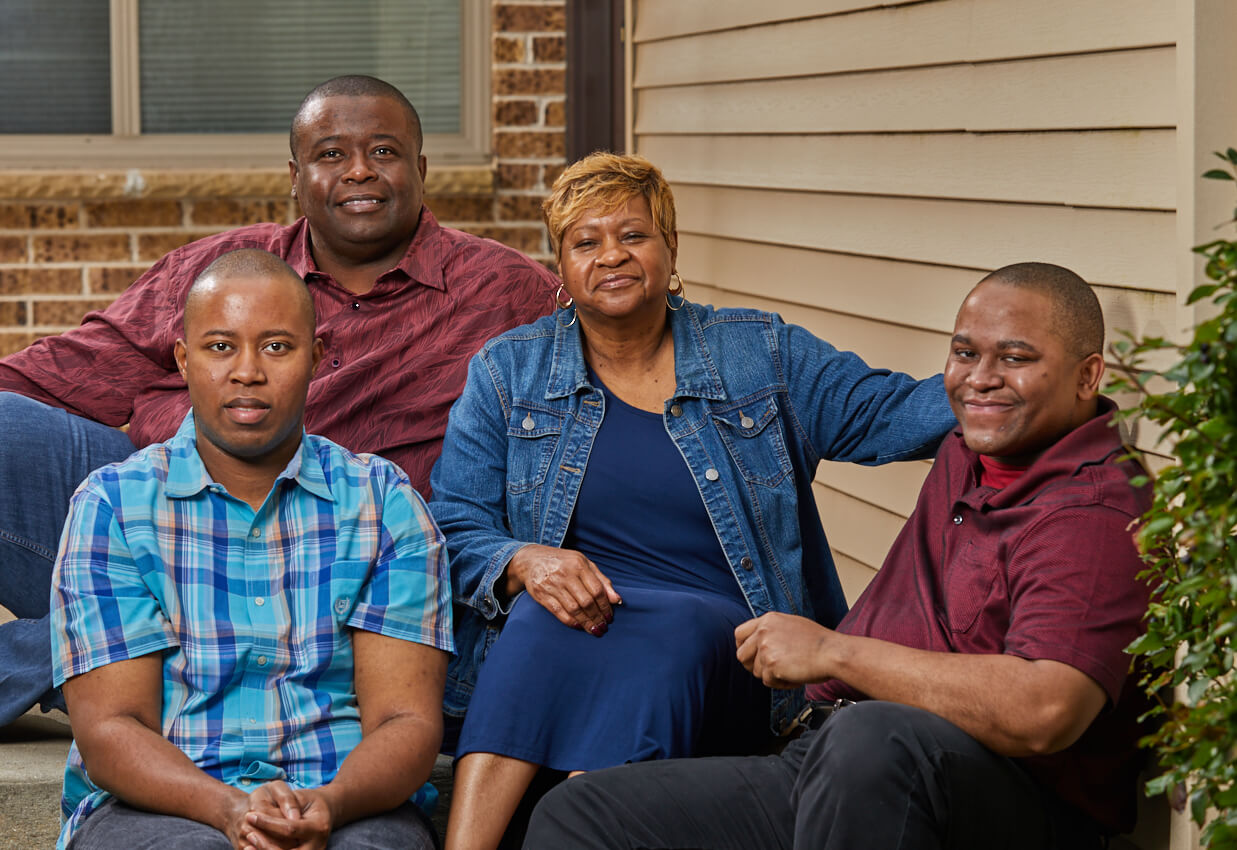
[670,404,683,417]
[953,515,963,525]
[740,556,754,571]
[331,358,341,368]
[255,597,265,607]
[705,468,720,482]
[351,301,361,310]
[522,414,535,430]
[248,717,257,725]
[250,527,261,538]
[241,778,252,786]
[740,414,755,429]
[257,655,268,666]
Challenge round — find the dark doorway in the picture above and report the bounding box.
[566,0,626,160]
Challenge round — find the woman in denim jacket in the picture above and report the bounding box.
[429,153,956,850]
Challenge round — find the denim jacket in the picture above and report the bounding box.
[429,303,955,733]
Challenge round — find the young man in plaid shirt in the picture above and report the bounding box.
[50,249,452,850]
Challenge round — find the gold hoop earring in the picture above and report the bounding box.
[666,273,687,311]
[555,283,577,327]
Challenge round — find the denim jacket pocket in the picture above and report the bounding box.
[712,396,794,487]
[505,405,563,495]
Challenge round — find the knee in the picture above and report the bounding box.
[0,393,54,461]
[526,774,624,850]
[801,702,941,791]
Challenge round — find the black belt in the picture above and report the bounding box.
[785,698,857,736]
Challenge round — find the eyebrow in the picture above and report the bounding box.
[951,333,1040,352]
[198,328,298,339]
[310,133,403,147]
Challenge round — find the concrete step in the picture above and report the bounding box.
[0,708,72,850]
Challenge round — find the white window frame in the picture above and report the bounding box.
[4,0,489,168]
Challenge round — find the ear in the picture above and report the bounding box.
[174,339,188,382]
[288,158,299,196]
[310,338,325,377]
[417,155,428,183]
[1076,352,1105,400]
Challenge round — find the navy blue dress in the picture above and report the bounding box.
[455,376,770,769]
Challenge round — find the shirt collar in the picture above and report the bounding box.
[287,206,447,294]
[544,303,727,401]
[165,411,335,502]
[956,396,1124,509]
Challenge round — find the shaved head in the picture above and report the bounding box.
[185,249,315,336]
[289,75,423,160]
[977,262,1104,360]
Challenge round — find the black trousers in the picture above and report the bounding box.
[524,701,1105,850]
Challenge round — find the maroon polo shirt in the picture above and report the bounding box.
[809,399,1152,834]
[0,207,557,496]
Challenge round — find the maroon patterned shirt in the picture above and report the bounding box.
[0,208,557,496]
[809,399,1152,834]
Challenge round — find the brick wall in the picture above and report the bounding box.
[0,0,566,359]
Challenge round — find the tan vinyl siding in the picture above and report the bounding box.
[629,0,1178,595]
[629,5,1237,845]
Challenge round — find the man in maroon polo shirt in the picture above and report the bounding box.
[0,75,556,726]
[525,262,1151,850]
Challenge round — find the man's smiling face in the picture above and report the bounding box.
[944,281,1102,464]
[289,94,426,269]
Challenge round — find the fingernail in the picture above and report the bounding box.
[589,623,607,637]
[605,613,614,624]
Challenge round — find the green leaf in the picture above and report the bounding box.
[1204,169,1236,181]
[1187,677,1210,705]
[1188,284,1221,304]
[1127,631,1165,655]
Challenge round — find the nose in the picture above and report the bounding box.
[343,154,377,183]
[596,236,629,267]
[231,346,266,385]
[966,356,1003,390]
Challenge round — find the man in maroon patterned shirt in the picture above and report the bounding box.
[0,75,556,726]
[525,263,1152,850]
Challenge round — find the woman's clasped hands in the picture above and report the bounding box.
[505,544,623,636]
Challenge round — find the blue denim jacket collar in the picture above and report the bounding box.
[545,306,728,402]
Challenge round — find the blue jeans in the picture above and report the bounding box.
[69,797,439,849]
[0,393,135,726]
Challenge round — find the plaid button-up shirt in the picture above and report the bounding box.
[50,413,453,848]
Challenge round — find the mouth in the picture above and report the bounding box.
[224,398,272,425]
[338,195,385,211]
[596,273,639,290]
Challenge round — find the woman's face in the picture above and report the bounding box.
[559,194,677,326]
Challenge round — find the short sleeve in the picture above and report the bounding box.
[50,480,178,686]
[1003,506,1148,702]
[347,466,454,653]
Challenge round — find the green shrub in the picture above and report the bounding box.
[1109,149,1237,848]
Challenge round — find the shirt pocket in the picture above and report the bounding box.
[505,405,563,495]
[712,396,794,487]
[327,559,371,625]
[941,538,1001,635]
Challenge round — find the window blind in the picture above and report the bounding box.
[0,0,111,133]
[138,0,461,134]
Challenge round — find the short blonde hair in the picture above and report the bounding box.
[542,152,677,260]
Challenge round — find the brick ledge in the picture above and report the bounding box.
[0,166,495,202]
